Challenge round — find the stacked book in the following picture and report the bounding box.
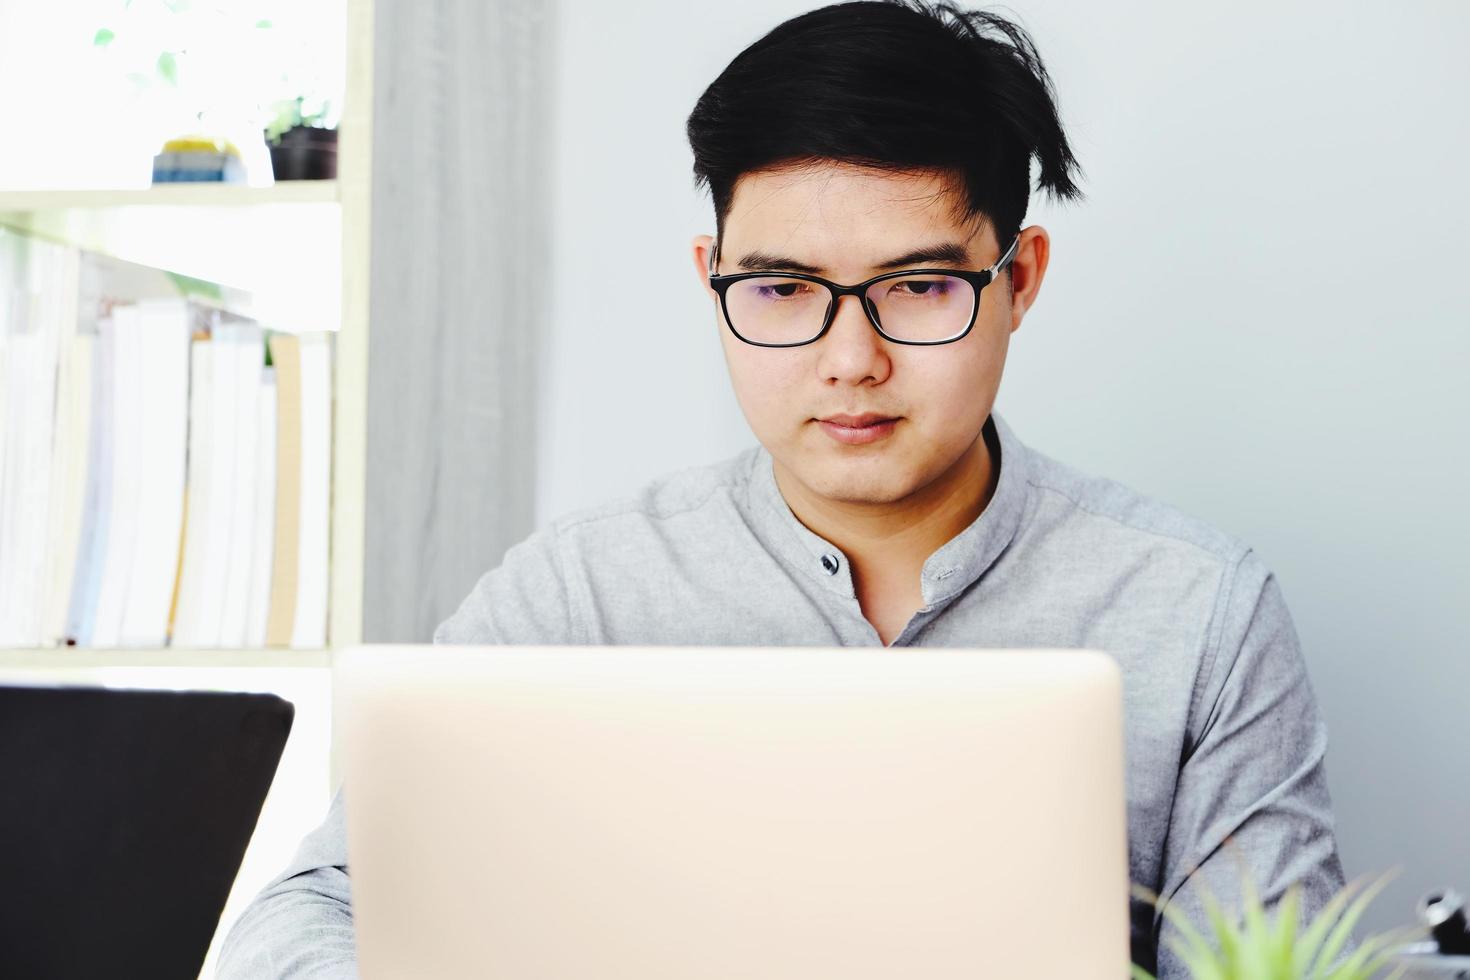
[0,230,333,650]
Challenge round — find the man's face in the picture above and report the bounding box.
[693,161,1044,508]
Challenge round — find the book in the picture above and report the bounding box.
[217,323,266,647]
[244,368,278,648]
[291,332,332,648]
[40,331,94,645]
[89,305,145,647]
[0,236,74,646]
[117,299,192,647]
[265,333,302,646]
[0,229,335,651]
[64,315,117,647]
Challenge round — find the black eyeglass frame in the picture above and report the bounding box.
[707,235,1021,348]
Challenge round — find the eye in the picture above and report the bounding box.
[888,277,956,298]
[752,281,815,300]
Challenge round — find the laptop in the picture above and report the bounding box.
[0,683,293,980]
[337,645,1128,979]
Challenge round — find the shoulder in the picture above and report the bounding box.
[1017,441,1252,569]
[1014,437,1295,688]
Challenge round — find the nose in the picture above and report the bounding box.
[815,292,891,387]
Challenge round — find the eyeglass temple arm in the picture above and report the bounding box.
[990,235,1021,276]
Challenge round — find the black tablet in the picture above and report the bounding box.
[0,684,294,980]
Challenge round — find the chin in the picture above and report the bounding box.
[792,459,918,506]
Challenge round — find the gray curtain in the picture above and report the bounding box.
[365,0,552,641]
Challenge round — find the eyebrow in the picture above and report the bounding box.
[733,241,972,275]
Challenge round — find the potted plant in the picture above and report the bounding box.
[1130,861,1427,979]
[264,94,338,181]
[90,3,342,184]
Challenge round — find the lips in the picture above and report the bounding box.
[815,413,900,446]
[818,413,897,428]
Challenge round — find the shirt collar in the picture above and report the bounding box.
[745,411,1032,606]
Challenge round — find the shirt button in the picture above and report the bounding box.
[820,554,840,575]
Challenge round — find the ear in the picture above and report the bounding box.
[692,234,718,299]
[1007,225,1051,333]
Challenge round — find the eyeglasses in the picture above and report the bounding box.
[707,236,1020,348]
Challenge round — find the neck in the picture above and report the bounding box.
[773,423,999,576]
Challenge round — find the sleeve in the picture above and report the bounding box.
[217,528,575,977]
[215,788,357,980]
[1148,549,1354,979]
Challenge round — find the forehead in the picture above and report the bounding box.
[723,162,986,273]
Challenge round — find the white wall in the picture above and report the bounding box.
[542,0,1470,937]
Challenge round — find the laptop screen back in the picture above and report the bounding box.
[339,645,1127,979]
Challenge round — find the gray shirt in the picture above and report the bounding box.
[217,411,1349,978]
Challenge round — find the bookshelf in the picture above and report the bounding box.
[0,0,373,974]
[0,0,372,666]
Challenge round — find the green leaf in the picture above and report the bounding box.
[1199,887,1243,971]
[1292,876,1365,975]
[1270,886,1301,971]
[1132,883,1222,977]
[92,28,115,47]
[1310,870,1396,974]
[1326,925,1428,979]
[1134,866,1424,980]
[156,51,178,87]
[164,272,223,304]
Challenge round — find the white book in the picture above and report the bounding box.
[289,332,332,648]
[117,299,192,648]
[65,317,117,646]
[0,328,7,638]
[170,335,215,647]
[90,305,145,648]
[37,247,84,646]
[40,332,95,646]
[0,242,70,646]
[244,367,278,648]
[0,234,17,642]
[0,331,40,646]
[0,331,46,646]
[217,323,265,647]
[196,322,244,647]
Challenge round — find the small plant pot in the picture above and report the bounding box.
[267,126,339,181]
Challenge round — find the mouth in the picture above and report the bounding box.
[814,413,901,446]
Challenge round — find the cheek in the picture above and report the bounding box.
[898,345,1002,429]
[723,345,809,425]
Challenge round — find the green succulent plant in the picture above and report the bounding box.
[264,95,334,145]
[1130,864,1427,980]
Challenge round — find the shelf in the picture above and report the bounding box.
[0,182,340,213]
[0,648,334,670]
[0,186,344,333]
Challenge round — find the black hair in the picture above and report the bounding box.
[686,1,1083,274]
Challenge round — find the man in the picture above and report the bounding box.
[219,2,1349,976]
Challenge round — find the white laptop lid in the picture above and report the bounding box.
[337,645,1129,979]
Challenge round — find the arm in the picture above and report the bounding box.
[216,789,357,980]
[1148,549,1353,978]
[215,529,573,978]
